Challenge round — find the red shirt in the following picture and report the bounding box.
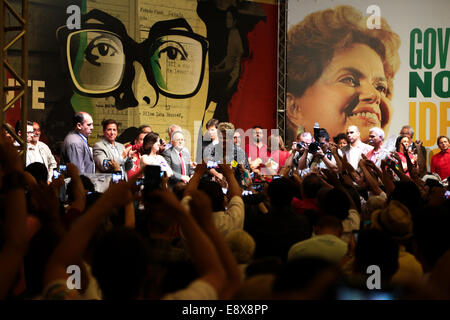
[431,149,450,180]
[271,149,291,173]
[126,143,142,180]
[292,197,318,215]
[245,142,269,162]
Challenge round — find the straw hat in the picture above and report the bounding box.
[371,200,413,242]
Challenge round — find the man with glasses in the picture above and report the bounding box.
[245,126,269,175]
[163,130,194,185]
[26,121,57,183]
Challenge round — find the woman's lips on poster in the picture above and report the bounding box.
[348,107,381,124]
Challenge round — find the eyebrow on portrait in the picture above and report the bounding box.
[339,67,387,82]
[148,18,193,35]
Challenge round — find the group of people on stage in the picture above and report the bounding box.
[4,111,449,189]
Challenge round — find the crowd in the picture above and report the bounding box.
[0,112,449,300]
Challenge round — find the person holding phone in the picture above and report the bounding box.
[93,119,135,180]
[140,132,173,178]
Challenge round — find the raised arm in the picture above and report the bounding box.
[44,174,140,288]
[65,163,86,213]
[0,134,28,299]
[297,146,309,170]
[184,162,208,197]
[189,190,241,299]
[219,163,241,198]
[358,159,383,196]
[152,190,226,296]
[414,140,427,177]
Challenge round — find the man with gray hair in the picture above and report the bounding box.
[366,127,388,167]
[162,130,194,185]
[166,124,182,149]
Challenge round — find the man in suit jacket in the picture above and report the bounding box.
[163,130,194,185]
[62,112,95,174]
[93,119,134,179]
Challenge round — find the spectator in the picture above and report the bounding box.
[246,177,311,262]
[298,128,338,173]
[162,130,194,185]
[430,135,450,180]
[245,126,270,175]
[333,133,348,150]
[288,216,348,265]
[339,125,373,170]
[165,124,182,149]
[140,132,173,177]
[366,127,389,168]
[93,119,134,179]
[371,200,423,285]
[268,134,290,174]
[343,228,399,287]
[125,128,150,180]
[183,163,244,237]
[292,173,323,215]
[26,121,57,183]
[395,135,417,176]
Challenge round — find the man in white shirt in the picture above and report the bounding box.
[26,121,57,182]
[339,125,373,170]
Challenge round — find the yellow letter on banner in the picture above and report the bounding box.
[419,102,437,147]
[440,102,450,137]
[409,102,416,136]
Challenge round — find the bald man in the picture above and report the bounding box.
[339,125,373,170]
[62,111,95,173]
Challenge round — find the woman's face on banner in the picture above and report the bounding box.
[65,3,209,131]
[290,43,391,143]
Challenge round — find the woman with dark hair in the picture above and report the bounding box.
[140,132,173,177]
[333,133,349,150]
[286,5,401,147]
[395,135,417,176]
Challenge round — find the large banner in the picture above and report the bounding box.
[286,0,449,166]
[4,0,277,156]
[57,0,277,152]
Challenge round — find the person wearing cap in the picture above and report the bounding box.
[430,135,450,181]
[371,200,423,285]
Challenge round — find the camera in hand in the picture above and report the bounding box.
[308,122,322,153]
[112,172,122,184]
[308,141,321,153]
[143,165,162,192]
[297,141,307,149]
[207,160,219,169]
[53,164,67,179]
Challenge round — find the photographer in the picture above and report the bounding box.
[298,128,338,173]
[292,132,313,176]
